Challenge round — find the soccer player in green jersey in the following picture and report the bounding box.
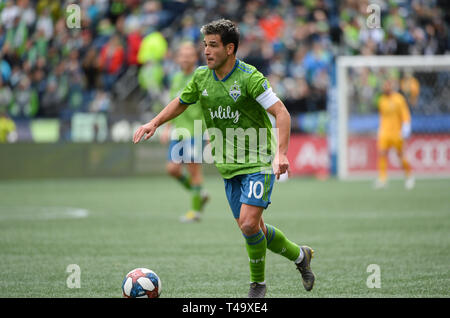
[133,19,315,298]
[159,42,209,222]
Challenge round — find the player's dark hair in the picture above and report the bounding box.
[200,19,240,54]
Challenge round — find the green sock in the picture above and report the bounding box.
[265,224,300,261]
[191,185,202,212]
[243,229,266,283]
[176,173,192,191]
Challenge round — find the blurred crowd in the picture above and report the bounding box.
[0,0,448,127]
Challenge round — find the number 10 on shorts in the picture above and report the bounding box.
[248,181,264,199]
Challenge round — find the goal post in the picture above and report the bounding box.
[336,55,450,179]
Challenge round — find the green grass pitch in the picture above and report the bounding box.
[0,176,449,298]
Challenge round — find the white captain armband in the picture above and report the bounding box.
[255,87,280,109]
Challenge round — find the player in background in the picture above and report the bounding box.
[375,78,415,190]
[159,42,209,223]
[133,19,315,298]
[0,109,16,143]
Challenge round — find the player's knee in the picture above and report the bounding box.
[166,163,181,177]
[239,220,260,237]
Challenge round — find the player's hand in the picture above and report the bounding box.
[133,121,158,144]
[272,153,291,180]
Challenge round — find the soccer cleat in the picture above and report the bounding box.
[200,191,210,212]
[179,210,201,223]
[248,282,266,298]
[405,176,415,190]
[373,178,387,189]
[296,246,315,292]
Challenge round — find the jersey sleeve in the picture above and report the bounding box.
[179,70,199,106]
[248,70,280,109]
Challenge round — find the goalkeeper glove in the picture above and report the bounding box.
[402,122,411,139]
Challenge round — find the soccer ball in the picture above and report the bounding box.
[122,268,162,298]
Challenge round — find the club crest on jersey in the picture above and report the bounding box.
[229,81,241,102]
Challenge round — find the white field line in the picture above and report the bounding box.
[0,206,89,220]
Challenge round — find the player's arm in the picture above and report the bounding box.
[266,100,291,179]
[249,70,291,179]
[133,98,188,144]
[134,68,200,144]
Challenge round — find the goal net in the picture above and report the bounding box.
[336,55,450,179]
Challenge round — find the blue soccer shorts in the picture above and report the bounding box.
[224,172,275,219]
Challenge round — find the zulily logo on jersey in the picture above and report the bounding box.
[208,106,240,124]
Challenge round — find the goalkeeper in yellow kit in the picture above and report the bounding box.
[375,78,414,190]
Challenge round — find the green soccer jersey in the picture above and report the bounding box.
[169,71,204,140]
[179,59,278,179]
